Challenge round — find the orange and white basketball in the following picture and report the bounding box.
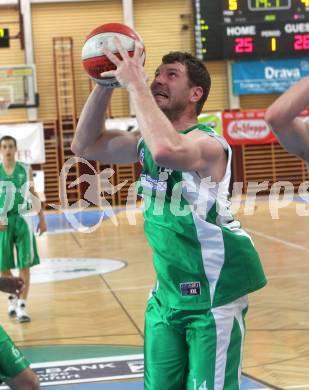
[81,22,145,88]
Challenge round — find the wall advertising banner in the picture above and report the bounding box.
[223,110,276,145]
[0,122,45,164]
[223,109,309,145]
[232,58,309,95]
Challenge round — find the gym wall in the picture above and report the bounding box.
[1,0,306,205]
[0,7,26,122]
[0,0,232,124]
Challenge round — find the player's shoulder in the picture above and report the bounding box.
[16,161,31,174]
[131,129,141,141]
[135,130,144,150]
[191,125,230,152]
[17,161,29,168]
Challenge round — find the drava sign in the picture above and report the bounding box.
[232,58,309,95]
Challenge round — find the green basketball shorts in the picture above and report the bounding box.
[0,213,40,271]
[144,295,248,390]
[0,326,30,383]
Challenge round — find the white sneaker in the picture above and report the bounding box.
[8,295,18,317]
[16,301,31,323]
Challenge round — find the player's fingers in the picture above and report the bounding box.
[113,36,128,60]
[100,70,116,78]
[102,46,120,66]
[133,41,143,60]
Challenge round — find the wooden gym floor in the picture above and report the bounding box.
[0,197,308,389]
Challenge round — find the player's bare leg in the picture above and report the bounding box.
[16,268,31,323]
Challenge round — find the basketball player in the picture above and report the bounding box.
[265,76,309,163]
[0,276,39,389]
[72,39,267,390]
[0,135,47,323]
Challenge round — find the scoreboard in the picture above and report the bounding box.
[0,28,9,48]
[193,0,309,60]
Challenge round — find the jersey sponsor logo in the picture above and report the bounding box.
[139,148,145,165]
[180,282,201,296]
[158,167,173,175]
[140,174,168,192]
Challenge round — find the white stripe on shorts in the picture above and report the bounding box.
[20,214,35,263]
[211,295,248,390]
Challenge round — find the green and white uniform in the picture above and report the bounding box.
[0,326,30,383]
[137,124,267,390]
[0,162,40,270]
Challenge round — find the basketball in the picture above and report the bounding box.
[81,23,145,88]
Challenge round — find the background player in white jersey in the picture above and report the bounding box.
[265,76,309,163]
[0,136,47,323]
[72,39,266,390]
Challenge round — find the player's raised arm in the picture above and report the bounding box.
[264,76,309,162]
[71,85,140,164]
[71,23,144,165]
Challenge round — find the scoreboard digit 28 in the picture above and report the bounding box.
[193,0,309,60]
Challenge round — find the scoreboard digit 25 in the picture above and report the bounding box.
[193,0,309,60]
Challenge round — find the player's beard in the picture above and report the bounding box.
[159,97,188,121]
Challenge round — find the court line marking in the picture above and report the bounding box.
[285,386,309,389]
[0,376,144,389]
[24,268,309,297]
[27,285,153,298]
[100,275,144,339]
[31,354,144,367]
[246,228,309,252]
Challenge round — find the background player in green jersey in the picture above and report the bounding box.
[265,76,309,163]
[0,276,39,389]
[72,40,266,390]
[0,135,47,323]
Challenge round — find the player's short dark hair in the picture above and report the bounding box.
[161,51,211,115]
[0,135,17,148]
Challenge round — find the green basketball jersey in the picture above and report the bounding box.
[137,123,267,310]
[0,162,31,217]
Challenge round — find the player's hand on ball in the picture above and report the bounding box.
[82,23,145,88]
[100,37,148,90]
